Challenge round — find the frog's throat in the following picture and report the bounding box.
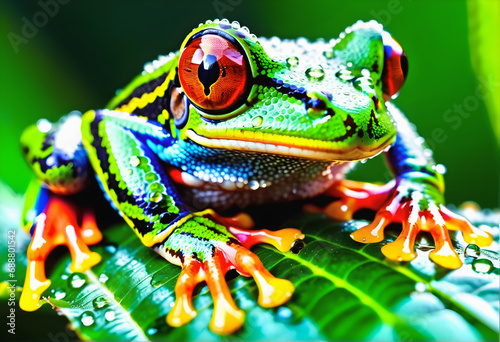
[185,129,395,161]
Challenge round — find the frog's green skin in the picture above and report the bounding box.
[19,19,493,335]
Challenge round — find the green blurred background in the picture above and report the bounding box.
[1,0,498,208]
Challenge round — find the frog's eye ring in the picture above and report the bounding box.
[381,34,408,101]
[178,30,251,115]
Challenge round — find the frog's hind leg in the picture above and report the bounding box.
[20,113,102,311]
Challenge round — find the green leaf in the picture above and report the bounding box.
[27,216,500,339]
[2,180,498,341]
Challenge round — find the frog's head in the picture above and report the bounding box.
[171,19,407,161]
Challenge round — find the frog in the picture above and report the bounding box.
[19,19,493,335]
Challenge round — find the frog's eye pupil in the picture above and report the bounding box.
[198,54,220,96]
[178,33,250,113]
[381,35,408,101]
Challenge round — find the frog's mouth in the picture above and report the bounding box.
[185,129,395,161]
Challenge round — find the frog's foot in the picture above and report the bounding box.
[20,195,102,312]
[305,179,396,221]
[164,213,304,335]
[311,179,493,269]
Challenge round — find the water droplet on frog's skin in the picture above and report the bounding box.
[54,289,66,300]
[231,21,240,29]
[305,67,325,81]
[323,50,335,59]
[147,328,158,336]
[252,116,263,128]
[432,164,447,175]
[472,258,493,274]
[129,156,141,167]
[286,56,299,67]
[104,309,116,322]
[150,272,170,287]
[464,244,481,258]
[69,273,86,289]
[93,296,111,310]
[335,69,355,82]
[61,274,68,280]
[80,311,95,327]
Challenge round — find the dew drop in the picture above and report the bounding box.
[68,273,86,289]
[276,307,293,323]
[433,164,447,175]
[464,244,481,258]
[36,119,52,133]
[150,272,170,287]
[98,273,109,283]
[54,289,66,300]
[353,77,375,95]
[472,258,493,274]
[323,50,335,59]
[80,311,95,327]
[93,296,111,310]
[104,309,116,322]
[305,67,325,81]
[231,21,240,30]
[286,56,299,67]
[414,282,427,293]
[336,69,355,81]
[129,156,141,167]
[147,328,158,336]
[249,180,260,190]
[105,244,117,254]
[252,116,263,128]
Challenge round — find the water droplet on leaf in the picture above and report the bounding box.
[464,244,481,258]
[472,258,493,274]
[104,309,116,322]
[93,296,111,310]
[69,273,86,289]
[54,289,66,300]
[150,272,170,287]
[80,311,95,327]
[276,307,293,323]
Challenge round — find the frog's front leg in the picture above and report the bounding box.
[19,114,103,311]
[313,103,493,268]
[82,110,304,334]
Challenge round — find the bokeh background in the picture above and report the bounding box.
[0,0,498,340]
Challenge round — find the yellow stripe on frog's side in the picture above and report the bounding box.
[116,68,176,114]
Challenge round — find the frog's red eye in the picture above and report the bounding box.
[381,34,408,101]
[178,32,250,114]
